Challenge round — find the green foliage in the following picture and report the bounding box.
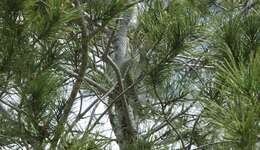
[199,2,260,149]
[84,0,126,21]
[0,0,81,148]
[139,0,199,87]
[22,71,62,119]
[62,135,102,150]
[212,12,260,64]
[1,0,260,149]
[204,27,260,150]
[24,0,79,40]
[187,0,211,15]
[125,138,153,150]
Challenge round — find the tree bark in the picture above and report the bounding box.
[108,3,139,150]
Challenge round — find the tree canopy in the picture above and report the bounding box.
[0,0,259,150]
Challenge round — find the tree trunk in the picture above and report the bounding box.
[108,3,139,150]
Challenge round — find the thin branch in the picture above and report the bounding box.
[51,0,89,147]
[58,65,108,94]
[145,102,195,139]
[187,113,201,150]
[84,73,144,135]
[192,141,233,150]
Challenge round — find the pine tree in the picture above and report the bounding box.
[0,0,259,150]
